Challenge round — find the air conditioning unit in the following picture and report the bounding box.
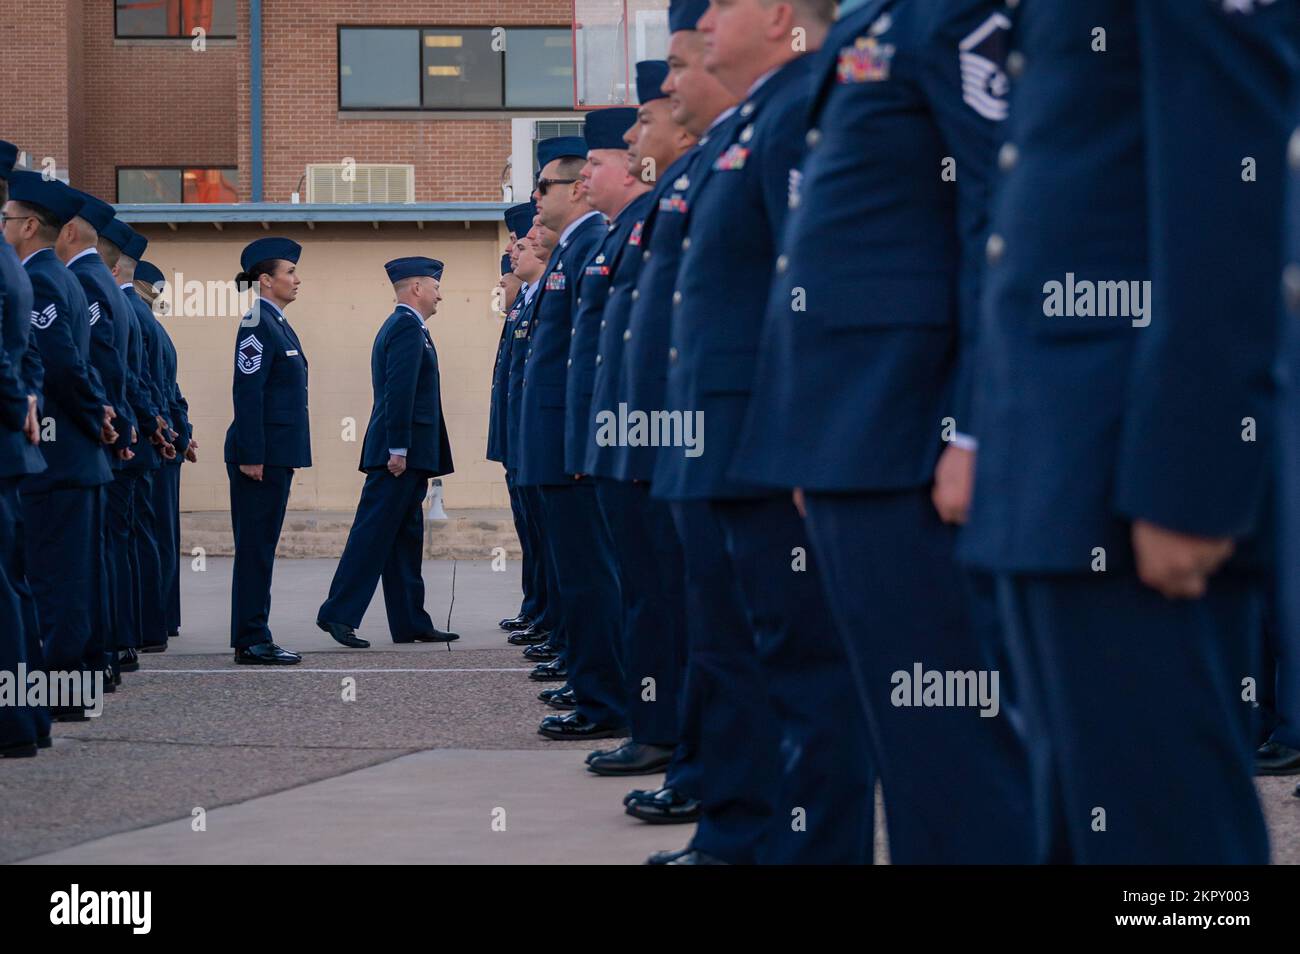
[305,163,415,203]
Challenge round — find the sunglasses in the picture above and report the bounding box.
[535,177,578,195]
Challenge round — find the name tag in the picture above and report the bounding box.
[286,349,299,357]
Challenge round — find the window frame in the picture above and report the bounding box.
[113,0,238,40]
[115,166,240,204]
[336,24,576,113]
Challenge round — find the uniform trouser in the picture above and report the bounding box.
[506,470,545,622]
[106,472,141,652]
[667,499,778,864]
[0,477,39,748]
[538,480,623,724]
[803,490,1033,864]
[319,469,436,639]
[995,570,1268,865]
[1259,580,1300,750]
[595,479,685,748]
[519,484,564,653]
[2,478,50,739]
[713,495,875,865]
[156,463,182,636]
[228,463,293,650]
[23,483,102,676]
[133,470,167,649]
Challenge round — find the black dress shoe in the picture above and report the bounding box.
[0,741,37,759]
[537,684,572,702]
[508,626,549,646]
[537,712,628,741]
[50,706,89,723]
[529,660,568,682]
[522,643,558,662]
[499,614,533,632]
[139,642,167,654]
[102,669,117,693]
[1256,740,1300,775]
[545,687,578,710]
[626,787,701,824]
[317,619,370,648]
[395,628,459,643]
[235,643,302,665]
[118,648,140,672]
[588,741,673,777]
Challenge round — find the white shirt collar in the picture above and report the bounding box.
[20,247,53,267]
[523,280,539,304]
[66,247,99,267]
[558,210,603,248]
[119,282,133,291]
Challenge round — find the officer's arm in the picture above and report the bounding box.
[28,276,108,440]
[917,5,1006,445]
[384,320,423,455]
[141,316,170,421]
[22,339,45,416]
[231,323,273,465]
[84,291,129,427]
[125,313,160,439]
[0,281,28,430]
[1113,0,1292,539]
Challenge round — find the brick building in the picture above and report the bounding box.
[0,0,667,518]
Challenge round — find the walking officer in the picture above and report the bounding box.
[317,257,456,646]
[225,238,309,665]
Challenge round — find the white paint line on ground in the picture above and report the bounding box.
[133,667,535,674]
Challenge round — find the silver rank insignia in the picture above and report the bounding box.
[88,301,102,326]
[675,175,690,191]
[30,303,57,329]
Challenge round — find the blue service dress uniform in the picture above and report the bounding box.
[505,283,564,652]
[150,303,191,641]
[962,0,1296,863]
[585,187,689,755]
[731,0,1034,864]
[652,55,874,865]
[319,303,454,638]
[488,286,546,626]
[21,247,113,680]
[517,210,625,727]
[69,247,140,674]
[224,299,311,650]
[0,237,48,751]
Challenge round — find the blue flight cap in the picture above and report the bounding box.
[669,0,709,32]
[101,218,148,259]
[501,253,513,276]
[636,61,670,104]
[385,256,444,283]
[69,189,116,233]
[585,107,638,151]
[536,136,588,173]
[240,237,302,273]
[5,171,81,225]
[504,201,536,238]
[0,140,18,179]
[135,260,166,289]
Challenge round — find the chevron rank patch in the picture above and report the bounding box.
[30,303,57,329]
[237,334,264,374]
[88,301,102,326]
[959,13,1012,120]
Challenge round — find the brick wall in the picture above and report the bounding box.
[0,0,73,175]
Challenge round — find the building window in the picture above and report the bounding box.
[118,168,238,204]
[339,26,574,111]
[115,0,237,39]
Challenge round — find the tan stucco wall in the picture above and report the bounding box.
[137,220,510,513]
